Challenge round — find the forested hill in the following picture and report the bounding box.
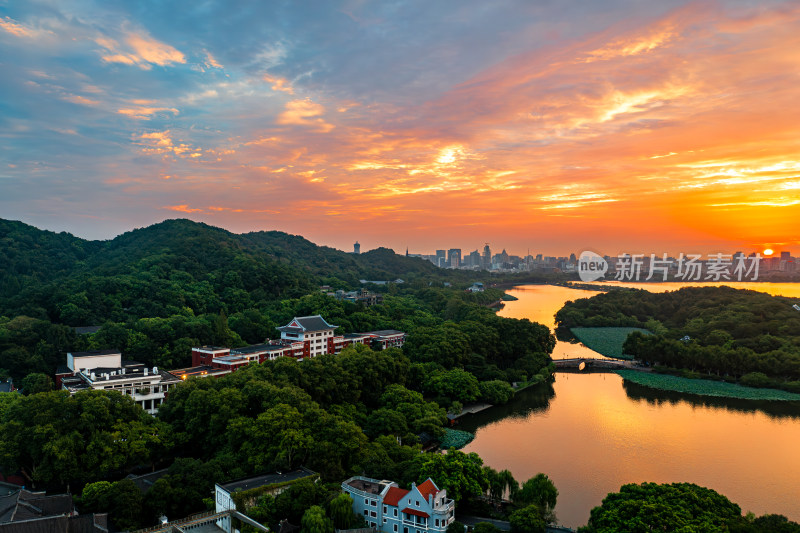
[0,217,440,324]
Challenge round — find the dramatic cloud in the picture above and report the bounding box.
[1,0,798,254]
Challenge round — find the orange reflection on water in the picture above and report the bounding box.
[466,283,800,528]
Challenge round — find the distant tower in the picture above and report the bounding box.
[405,247,409,257]
[354,241,360,254]
[482,243,491,270]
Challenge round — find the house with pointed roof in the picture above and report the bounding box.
[342,476,455,533]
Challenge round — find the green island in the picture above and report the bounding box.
[557,285,800,399]
[570,327,652,359]
[615,370,800,401]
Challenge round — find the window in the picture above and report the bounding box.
[435,520,439,527]
[394,526,398,532]
[394,509,398,517]
[371,500,377,507]
[383,519,387,524]
[365,498,369,504]
[404,528,408,533]
[364,510,368,516]
[415,501,420,507]
[371,511,376,518]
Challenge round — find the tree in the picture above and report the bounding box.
[478,380,514,405]
[301,505,333,533]
[514,474,558,523]
[79,479,144,531]
[446,521,466,533]
[417,449,487,503]
[473,523,501,533]
[328,493,358,530]
[509,505,546,533]
[425,369,480,404]
[580,482,742,533]
[20,372,52,394]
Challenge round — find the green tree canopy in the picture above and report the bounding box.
[417,449,487,503]
[580,482,743,533]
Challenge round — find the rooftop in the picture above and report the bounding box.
[417,479,440,501]
[169,366,230,379]
[383,486,409,506]
[402,508,430,519]
[68,349,121,358]
[0,488,73,523]
[345,478,387,496]
[125,468,169,494]
[363,330,405,337]
[277,315,338,333]
[231,343,290,354]
[219,467,316,493]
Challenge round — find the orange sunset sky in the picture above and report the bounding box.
[1,0,799,256]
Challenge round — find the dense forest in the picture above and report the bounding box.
[0,217,561,381]
[556,286,800,391]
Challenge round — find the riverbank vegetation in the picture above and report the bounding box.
[615,370,800,401]
[557,286,800,394]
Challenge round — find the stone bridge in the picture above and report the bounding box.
[553,357,641,371]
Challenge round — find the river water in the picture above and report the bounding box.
[460,283,800,529]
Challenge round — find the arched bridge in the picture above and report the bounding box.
[553,357,640,371]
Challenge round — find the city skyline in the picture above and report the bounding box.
[2,1,799,253]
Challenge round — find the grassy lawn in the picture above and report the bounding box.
[615,370,800,401]
[571,327,652,359]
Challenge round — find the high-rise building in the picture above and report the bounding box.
[468,250,481,268]
[353,241,360,254]
[447,248,462,268]
[436,249,446,268]
[482,244,491,270]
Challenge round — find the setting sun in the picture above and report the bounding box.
[764,249,774,256]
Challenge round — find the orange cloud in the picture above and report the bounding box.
[264,74,295,94]
[63,94,100,106]
[138,130,202,159]
[164,205,204,213]
[276,99,334,132]
[118,106,179,119]
[0,16,52,39]
[96,31,185,68]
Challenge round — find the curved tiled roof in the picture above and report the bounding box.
[417,478,440,501]
[383,486,409,506]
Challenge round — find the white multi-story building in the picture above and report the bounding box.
[277,315,339,357]
[342,476,455,533]
[57,350,180,415]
